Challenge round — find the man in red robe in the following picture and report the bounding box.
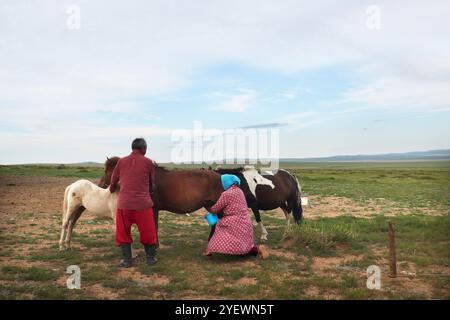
[109,138,157,268]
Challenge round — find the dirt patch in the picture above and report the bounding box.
[312,255,363,273]
[0,175,82,216]
[383,276,434,299]
[1,257,58,270]
[117,269,170,286]
[302,195,447,219]
[367,245,439,299]
[235,277,257,286]
[188,208,208,215]
[281,236,297,248]
[271,248,305,262]
[56,275,68,288]
[177,289,214,300]
[168,213,203,225]
[85,283,121,300]
[321,291,342,300]
[304,286,320,297]
[55,276,123,300]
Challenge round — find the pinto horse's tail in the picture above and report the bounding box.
[289,171,303,224]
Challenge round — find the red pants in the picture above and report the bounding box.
[115,208,157,246]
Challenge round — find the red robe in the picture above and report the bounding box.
[109,150,154,210]
[207,185,254,255]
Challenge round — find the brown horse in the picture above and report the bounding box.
[99,157,224,243]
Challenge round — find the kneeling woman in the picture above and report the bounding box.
[205,174,269,259]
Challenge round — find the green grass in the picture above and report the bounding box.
[287,161,450,208]
[1,213,448,299]
[285,221,358,254]
[1,266,58,282]
[0,164,103,179]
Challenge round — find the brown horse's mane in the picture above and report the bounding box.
[215,167,245,174]
[104,157,216,177]
[104,156,120,169]
[156,164,217,177]
[153,161,169,171]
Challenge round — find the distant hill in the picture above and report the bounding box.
[65,162,103,167]
[4,149,450,167]
[282,149,450,162]
[12,161,103,167]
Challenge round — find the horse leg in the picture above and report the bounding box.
[59,217,70,251]
[153,208,159,249]
[282,207,292,237]
[250,205,268,242]
[64,218,75,250]
[204,205,222,242]
[64,206,84,250]
[249,202,260,227]
[59,187,70,251]
[208,224,216,241]
[259,221,269,242]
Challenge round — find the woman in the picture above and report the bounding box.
[205,174,269,259]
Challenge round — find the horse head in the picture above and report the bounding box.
[99,156,120,188]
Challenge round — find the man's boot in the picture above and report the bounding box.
[144,245,158,265]
[120,244,132,268]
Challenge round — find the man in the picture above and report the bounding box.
[109,138,157,268]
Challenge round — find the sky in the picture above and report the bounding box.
[0,0,449,164]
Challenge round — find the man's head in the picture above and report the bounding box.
[131,138,147,155]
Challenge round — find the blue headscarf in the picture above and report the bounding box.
[221,174,241,190]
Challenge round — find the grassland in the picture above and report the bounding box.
[0,161,449,299]
[288,161,450,208]
[0,165,104,179]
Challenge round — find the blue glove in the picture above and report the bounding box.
[205,212,218,226]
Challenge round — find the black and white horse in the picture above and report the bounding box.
[215,166,303,241]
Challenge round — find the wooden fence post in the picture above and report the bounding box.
[387,221,397,278]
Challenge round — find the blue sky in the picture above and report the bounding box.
[0,1,449,164]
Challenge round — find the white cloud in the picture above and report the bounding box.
[344,76,450,112]
[263,88,299,103]
[216,93,254,112]
[1,1,448,115]
[279,89,297,100]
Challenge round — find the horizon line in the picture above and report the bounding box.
[1,148,449,166]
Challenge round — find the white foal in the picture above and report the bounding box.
[59,179,118,251]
